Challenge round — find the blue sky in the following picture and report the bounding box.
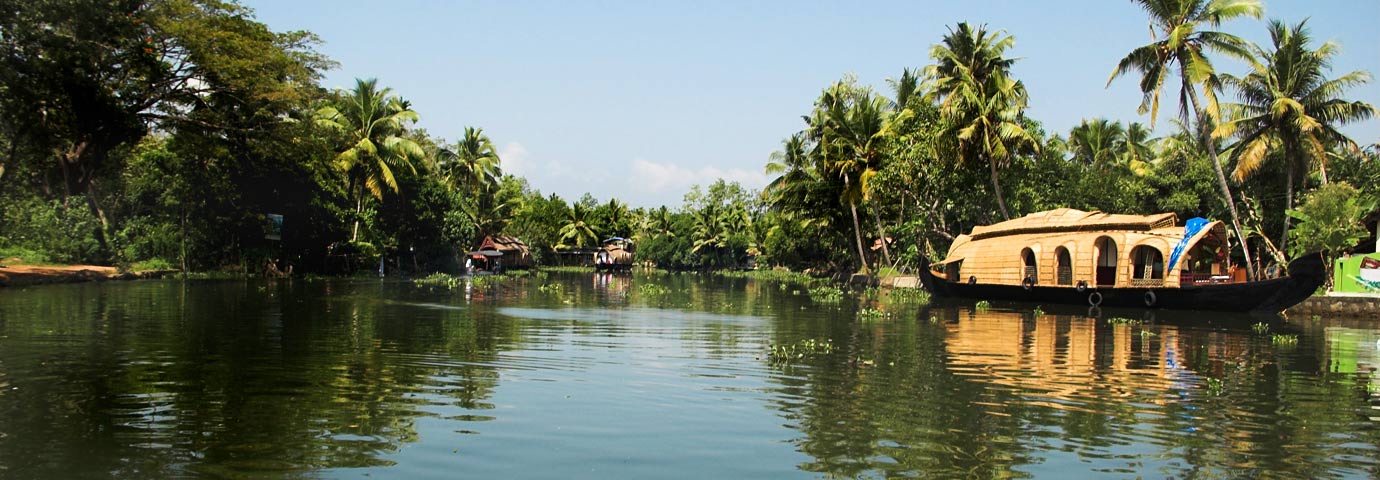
[244,0,1379,208]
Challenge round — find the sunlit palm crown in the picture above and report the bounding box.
[1106,0,1263,128]
[437,126,502,193]
[315,78,424,199]
[1216,19,1376,181]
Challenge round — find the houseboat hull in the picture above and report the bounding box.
[919,253,1325,314]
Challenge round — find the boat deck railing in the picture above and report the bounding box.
[1130,278,1164,288]
[1179,272,1235,286]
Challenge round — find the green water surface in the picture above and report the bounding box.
[1,272,1377,478]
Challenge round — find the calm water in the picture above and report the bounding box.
[1,272,1378,479]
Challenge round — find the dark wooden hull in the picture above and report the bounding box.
[919,253,1325,314]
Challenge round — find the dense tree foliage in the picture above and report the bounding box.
[0,0,1373,284]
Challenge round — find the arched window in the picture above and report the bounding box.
[1055,247,1072,285]
[1095,237,1118,286]
[1021,248,1038,285]
[1131,245,1165,287]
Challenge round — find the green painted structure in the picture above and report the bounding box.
[1333,252,1380,293]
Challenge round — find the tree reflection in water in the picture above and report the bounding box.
[0,275,1377,478]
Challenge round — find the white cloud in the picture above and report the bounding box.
[628,158,770,198]
[498,142,530,177]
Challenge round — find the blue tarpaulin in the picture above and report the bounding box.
[1168,217,1209,274]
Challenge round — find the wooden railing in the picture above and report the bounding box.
[1130,278,1164,288]
[1023,266,1037,284]
[1179,272,1234,286]
[1057,266,1072,285]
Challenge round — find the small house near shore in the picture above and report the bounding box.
[467,235,533,271]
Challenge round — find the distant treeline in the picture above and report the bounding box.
[0,0,1374,278]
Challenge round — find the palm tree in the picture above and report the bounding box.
[1068,118,1127,169]
[436,127,502,193]
[1107,0,1261,277]
[558,203,599,250]
[926,22,1039,220]
[316,78,425,241]
[600,198,632,237]
[436,127,505,243]
[1121,122,1158,176]
[818,84,912,271]
[1216,19,1376,256]
[764,132,842,251]
[690,204,727,264]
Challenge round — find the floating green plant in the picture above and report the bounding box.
[1204,377,1225,396]
[975,300,991,311]
[1270,334,1299,345]
[767,338,835,363]
[415,273,462,289]
[1107,317,1142,326]
[638,284,670,295]
[1032,305,1044,316]
[888,288,931,304]
[808,286,845,303]
[857,308,889,319]
[1251,322,1270,334]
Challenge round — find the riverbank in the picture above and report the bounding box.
[0,264,180,287]
[1285,293,1380,318]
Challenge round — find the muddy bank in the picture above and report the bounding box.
[0,264,180,287]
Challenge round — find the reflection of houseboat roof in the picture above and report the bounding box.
[969,208,1178,240]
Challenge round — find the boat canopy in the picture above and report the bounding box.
[969,208,1177,241]
[937,208,1229,288]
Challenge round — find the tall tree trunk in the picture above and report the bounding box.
[870,204,892,268]
[1318,154,1329,185]
[1185,85,1255,281]
[1281,161,1293,264]
[848,200,869,274]
[352,195,362,242]
[988,154,1011,220]
[180,206,188,277]
[84,179,112,261]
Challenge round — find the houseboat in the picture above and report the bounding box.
[918,208,1324,313]
[465,235,533,273]
[594,237,635,272]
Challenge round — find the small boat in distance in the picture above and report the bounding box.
[594,237,635,272]
[917,208,1325,313]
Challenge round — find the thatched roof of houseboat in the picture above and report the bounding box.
[968,208,1177,240]
[479,235,529,253]
[935,208,1230,288]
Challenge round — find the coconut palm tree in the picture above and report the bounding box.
[765,132,843,255]
[818,85,912,271]
[1121,122,1158,176]
[436,126,502,193]
[1068,118,1127,169]
[1107,0,1261,277]
[1216,19,1376,256]
[316,78,425,241]
[926,22,1038,221]
[558,203,599,250]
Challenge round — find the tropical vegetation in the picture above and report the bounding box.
[0,0,1374,288]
